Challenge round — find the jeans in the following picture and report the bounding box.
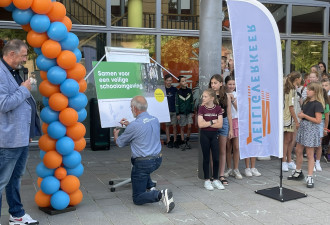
[0,146,29,217]
[131,156,162,205]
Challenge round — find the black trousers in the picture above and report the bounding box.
[200,130,219,179]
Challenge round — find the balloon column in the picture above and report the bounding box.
[1,0,88,210]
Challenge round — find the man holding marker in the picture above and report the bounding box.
[113,96,175,213]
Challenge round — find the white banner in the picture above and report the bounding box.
[227,0,283,158]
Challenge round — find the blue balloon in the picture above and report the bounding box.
[42,97,49,107]
[34,47,42,55]
[40,150,46,160]
[40,106,59,124]
[51,191,70,210]
[56,136,74,156]
[63,151,81,168]
[5,3,16,12]
[47,22,68,42]
[77,108,87,122]
[73,48,82,62]
[36,54,57,71]
[68,93,87,111]
[47,121,66,140]
[60,33,79,51]
[12,8,34,25]
[66,163,84,177]
[60,79,79,97]
[41,176,60,195]
[47,66,67,85]
[36,162,55,178]
[30,14,50,33]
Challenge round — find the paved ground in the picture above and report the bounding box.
[2,137,330,225]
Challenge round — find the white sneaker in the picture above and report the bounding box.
[204,180,214,191]
[315,162,322,171]
[287,161,296,170]
[212,180,225,190]
[160,189,175,213]
[257,156,271,160]
[245,168,252,177]
[282,162,289,172]
[224,168,233,178]
[9,214,39,225]
[232,169,243,179]
[251,168,261,176]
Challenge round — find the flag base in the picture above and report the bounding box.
[39,206,76,215]
[255,187,307,202]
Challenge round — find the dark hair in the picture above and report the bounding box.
[321,78,329,83]
[2,39,28,56]
[178,75,185,82]
[164,74,172,80]
[284,71,301,94]
[209,74,228,108]
[318,61,327,74]
[225,75,235,84]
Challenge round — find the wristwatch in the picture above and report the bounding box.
[210,120,214,125]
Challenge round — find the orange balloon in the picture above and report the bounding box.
[13,0,33,10]
[74,138,86,152]
[37,177,43,188]
[57,51,76,70]
[60,16,72,32]
[66,63,86,81]
[48,93,68,111]
[47,2,66,22]
[40,71,47,80]
[43,151,62,169]
[21,24,32,32]
[27,30,48,48]
[41,123,48,134]
[41,40,61,59]
[31,0,53,14]
[39,134,56,152]
[35,190,51,207]
[54,167,67,180]
[59,108,78,127]
[69,189,83,206]
[39,80,60,97]
[66,123,86,140]
[60,175,80,194]
[78,79,87,93]
[0,0,12,7]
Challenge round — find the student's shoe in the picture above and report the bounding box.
[282,162,289,172]
[288,170,304,180]
[306,176,314,188]
[287,161,296,170]
[315,161,322,171]
[324,154,330,163]
[212,180,225,190]
[244,168,253,177]
[204,180,214,191]
[167,140,174,148]
[251,168,261,176]
[224,168,232,178]
[173,141,180,149]
[232,169,243,179]
[160,189,175,213]
[9,214,39,225]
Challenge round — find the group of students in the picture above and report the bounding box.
[284,62,330,188]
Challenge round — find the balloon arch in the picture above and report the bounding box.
[0,0,87,211]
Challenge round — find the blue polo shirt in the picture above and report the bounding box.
[116,111,161,158]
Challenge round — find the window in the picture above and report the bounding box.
[292,6,324,35]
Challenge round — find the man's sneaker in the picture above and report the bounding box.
[212,180,225,190]
[287,161,296,170]
[315,162,322,171]
[288,170,305,180]
[282,162,289,172]
[204,180,214,191]
[167,140,174,148]
[251,168,261,176]
[224,168,233,178]
[160,189,175,213]
[9,214,39,225]
[306,176,314,188]
[147,186,157,192]
[232,169,243,179]
[244,168,252,177]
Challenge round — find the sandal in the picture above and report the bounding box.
[287,170,304,181]
[219,176,229,186]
